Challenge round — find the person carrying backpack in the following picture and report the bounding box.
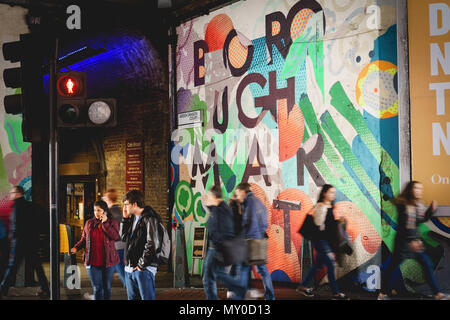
[121,190,169,300]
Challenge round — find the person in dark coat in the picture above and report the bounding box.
[296,184,348,300]
[103,188,126,288]
[70,200,120,300]
[378,181,450,300]
[202,185,245,300]
[0,186,50,298]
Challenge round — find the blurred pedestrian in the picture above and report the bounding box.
[202,185,245,300]
[121,190,162,300]
[377,181,450,300]
[296,184,349,300]
[70,200,120,300]
[234,182,275,300]
[102,188,127,288]
[0,186,50,298]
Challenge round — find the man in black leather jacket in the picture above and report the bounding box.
[121,190,161,300]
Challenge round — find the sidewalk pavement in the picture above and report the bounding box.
[0,261,427,300]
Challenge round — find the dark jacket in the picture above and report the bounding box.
[74,217,120,268]
[206,201,235,246]
[229,199,243,236]
[242,192,268,239]
[393,202,434,254]
[121,206,161,269]
[110,204,126,250]
[11,197,42,247]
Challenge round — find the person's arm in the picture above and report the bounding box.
[120,206,133,242]
[71,221,88,253]
[102,217,120,241]
[137,217,159,270]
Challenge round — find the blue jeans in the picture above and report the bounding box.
[86,265,115,300]
[125,269,156,300]
[114,249,126,288]
[239,263,275,300]
[301,240,339,294]
[381,249,440,295]
[202,247,247,300]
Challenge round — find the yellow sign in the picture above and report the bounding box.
[409,1,450,205]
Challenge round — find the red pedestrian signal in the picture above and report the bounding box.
[57,73,85,98]
[56,71,86,127]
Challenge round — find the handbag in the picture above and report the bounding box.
[298,213,317,240]
[246,236,268,265]
[246,205,268,265]
[215,236,247,266]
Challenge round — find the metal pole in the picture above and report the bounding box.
[397,0,411,189]
[49,36,60,300]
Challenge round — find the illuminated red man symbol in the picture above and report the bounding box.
[66,78,74,94]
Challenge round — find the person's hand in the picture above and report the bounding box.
[70,247,77,255]
[133,266,144,272]
[431,200,438,212]
[123,205,131,219]
[101,212,108,223]
[409,239,424,252]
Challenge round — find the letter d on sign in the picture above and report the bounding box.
[66,265,81,289]
[430,3,450,36]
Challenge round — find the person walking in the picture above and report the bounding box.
[377,181,450,300]
[70,200,120,300]
[102,188,127,288]
[234,182,275,300]
[0,186,50,299]
[202,185,246,300]
[296,184,349,300]
[121,190,162,300]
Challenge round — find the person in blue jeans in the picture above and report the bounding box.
[378,181,450,300]
[103,189,127,288]
[234,182,275,300]
[296,184,348,300]
[121,190,161,300]
[202,185,246,300]
[71,200,120,300]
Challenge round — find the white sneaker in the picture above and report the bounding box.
[246,289,264,299]
[83,292,94,300]
[226,291,235,299]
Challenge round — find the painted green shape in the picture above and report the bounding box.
[300,95,398,247]
[282,11,324,84]
[400,259,425,284]
[4,114,31,154]
[418,223,439,247]
[193,192,208,225]
[175,180,194,218]
[329,81,399,197]
[321,111,387,229]
[0,145,11,193]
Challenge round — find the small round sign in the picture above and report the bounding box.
[88,100,111,124]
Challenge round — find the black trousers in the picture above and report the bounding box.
[0,239,49,294]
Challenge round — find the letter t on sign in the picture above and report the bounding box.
[272,200,301,254]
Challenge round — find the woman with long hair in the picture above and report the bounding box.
[378,181,450,300]
[296,184,348,300]
[70,200,120,300]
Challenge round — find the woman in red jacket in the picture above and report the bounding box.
[70,200,120,300]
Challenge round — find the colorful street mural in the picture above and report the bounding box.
[0,5,33,229]
[169,0,447,293]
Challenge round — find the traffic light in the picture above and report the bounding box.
[2,33,46,142]
[56,72,116,128]
[56,71,86,127]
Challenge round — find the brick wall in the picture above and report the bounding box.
[102,88,170,224]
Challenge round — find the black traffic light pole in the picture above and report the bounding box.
[49,36,60,300]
